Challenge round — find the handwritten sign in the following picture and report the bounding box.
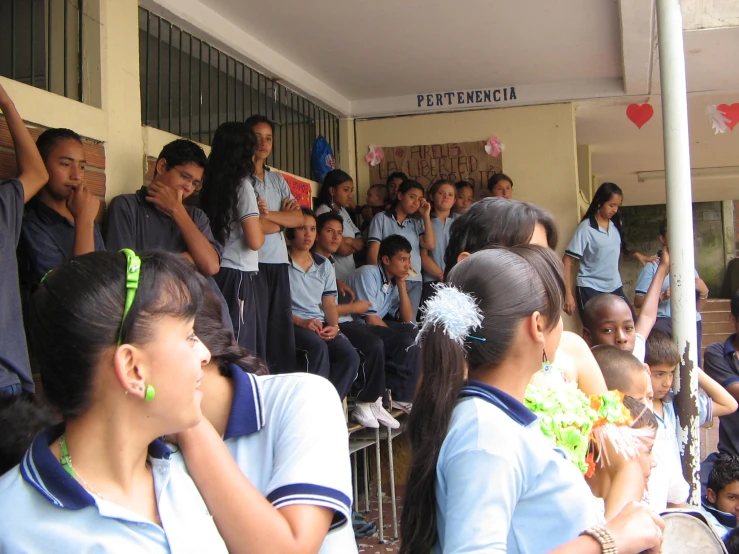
[416,87,517,110]
[277,171,313,208]
[369,141,503,197]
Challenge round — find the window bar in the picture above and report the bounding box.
[290,90,296,175]
[225,56,230,123]
[207,43,212,143]
[187,33,194,140]
[30,0,35,88]
[63,0,68,97]
[10,0,15,79]
[197,39,203,143]
[47,0,52,91]
[156,15,162,130]
[216,50,221,130]
[248,67,253,117]
[167,21,172,132]
[280,84,286,171]
[178,27,183,136]
[78,0,84,101]
[241,63,246,122]
[257,73,262,116]
[300,97,306,178]
[144,11,150,123]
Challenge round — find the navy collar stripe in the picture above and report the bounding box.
[223,366,264,441]
[723,334,737,356]
[459,381,537,426]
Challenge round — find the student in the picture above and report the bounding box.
[563,182,655,319]
[487,173,514,199]
[0,250,229,552]
[705,291,739,457]
[385,171,407,207]
[400,247,664,554]
[360,183,388,228]
[635,220,709,364]
[315,170,364,282]
[703,453,739,540]
[246,115,303,373]
[646,330,737,512]
[0,395,56,474]
[420,179,456,299]
[313,212,399,429]
[581,248,669,363]
[345,235,421,411]
[367,179,435,319]
[287,208,360,401]
[453,180,475,214]
[199,122,265,355]
[591,345,653,406]
[170,282,358,553]
[0,83,49,396]
[20,128,104,286]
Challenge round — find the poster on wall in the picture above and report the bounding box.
[368,140,503,197]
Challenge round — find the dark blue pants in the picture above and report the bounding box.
[255,264,296,373]
[340,321,386,402]
[363,321,420,402]
[214,268,259,357]
[294,326,359,401]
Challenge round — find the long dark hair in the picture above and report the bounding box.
[400,246,565,553]
[194,281,268,377]
[317,169,353,210]
[582,182,631,254]
[28,251,205,419]
[200,122,258,244]
[444,197,558,274]
[391,179,425,214]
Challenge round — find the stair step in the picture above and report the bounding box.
[702,299,731,312]
[703,321,736,334]
[701,311,731,323]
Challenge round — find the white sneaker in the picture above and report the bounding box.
[391,400,413,414]
[352,402,379,428]
[371,398,400,429]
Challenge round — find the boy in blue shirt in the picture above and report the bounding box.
[287,208,359,401]
[345,235,420,410]
[0,83,49,396]
[703,453,739,539]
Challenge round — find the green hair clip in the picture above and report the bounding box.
[117,249,142,346]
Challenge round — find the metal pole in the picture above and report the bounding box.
[656,0,700,506]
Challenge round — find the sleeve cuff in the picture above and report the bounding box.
[564,249,582,260]
[267,484,351,530]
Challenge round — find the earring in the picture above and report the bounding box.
[144,385,156,402]
[541,349,553,374]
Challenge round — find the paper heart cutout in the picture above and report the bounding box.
[717,104,739,131]
[626,104,654,129]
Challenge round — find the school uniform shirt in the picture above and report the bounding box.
[368,210,425,282]
[423,213,455,283]
[434,381,600,553]
[701,498,736,540]
[0,179,34,393]
[344,264,400,321]
[704,335,739,456]
[170,369,356,554]
[20,196,106,283]
[633,333,647,363]
[315,204,362,282]
[0,424,227,554]
[565,217,622,292]
[220,178,260,272]
[288,253,337,322]
[251,167,295,265]
[635,259,701,321]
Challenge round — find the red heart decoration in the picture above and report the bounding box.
[717,104,739,131]
[626,103,654,129]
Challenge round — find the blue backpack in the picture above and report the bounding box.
[311,136,336,183]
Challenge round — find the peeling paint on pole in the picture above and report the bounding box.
[674,342,701,505]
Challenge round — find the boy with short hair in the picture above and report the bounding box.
[385,172,407,206]
[591,345,652,405]
[0,83,49,396]
[704,453,739,539]
[345,234,420,410]
[286,208,360,401]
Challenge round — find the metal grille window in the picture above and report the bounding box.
[0,0,99,105]
[139,7,340,180]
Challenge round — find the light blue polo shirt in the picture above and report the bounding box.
[368,210,424,283]
[170,369,356,554]
[434,381,600,553]
[288,252,337,322]
[635,258,701,321]
[252,167,295,265]
[345,264,400,321]
[565,217,622,292]
[221,178,260,272]
[423,213,455,283]
[315,204,362,282]
[0,424,227,554]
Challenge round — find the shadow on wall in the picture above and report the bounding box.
[619,202,726,301]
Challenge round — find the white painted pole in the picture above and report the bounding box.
[655,0,700,505]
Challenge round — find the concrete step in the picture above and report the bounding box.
[702,299,731,312]
[703,321,736,334]
[701,311,732,323]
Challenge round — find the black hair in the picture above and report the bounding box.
[317,169,353,210]
[0,395,58,474]
[444,197,558,275]
[316,211,344,233]
[156,139,208,176]
[659,219,668,238]
[379,234,412,263]
[454,180,474,193]
[28,250,205,419]
[591,345,646,393]
[401,245,564,554]
[391,179,425,213]
[582,293,631,330]
[285,207,316,241]
[731,289,739,319]
[194,279,268,377]
[386,171,408,187]
[487,173,514,192]
[725,525,739,554]
[646,330,680,368]
[708,453,739,498]
[368,183,388,202]
[35,128,83,162]
[623,396,658,433]
[245,114,275,133]
[582,183,631,255]
[200,122,258,244]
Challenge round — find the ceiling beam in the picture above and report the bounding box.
[618,0,656,95]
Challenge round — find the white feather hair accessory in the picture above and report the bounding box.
[415,283,484,347]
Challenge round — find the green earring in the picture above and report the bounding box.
[144,384,156,402]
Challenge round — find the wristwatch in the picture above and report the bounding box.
[579,526,618,554]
